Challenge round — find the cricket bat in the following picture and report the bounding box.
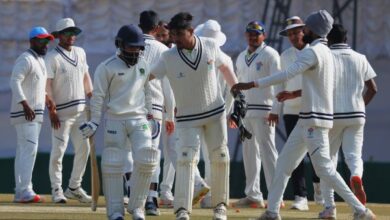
[89,134,100,211]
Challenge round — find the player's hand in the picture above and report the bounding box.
[276,91,296,102]
[228,117,238,128]
[165,120,175,135]
[45,96,56,113]
[79,121,98,139]
[147,113,154,120]
[21,100,35,121]
[49,111,61,129]
[231,82,256,93]
[267,113,279,127]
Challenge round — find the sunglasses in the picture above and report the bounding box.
[60,31,77,37]
[35,38,50,44]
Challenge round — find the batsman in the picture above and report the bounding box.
[80,24,157,220]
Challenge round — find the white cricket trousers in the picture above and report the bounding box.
[267,123,366,214]
[14,122,42,193]
[49,112,90,190]
[160,119,177,195]
[174,116,230,213]
[242,117,278,202]
[321,122,365,207]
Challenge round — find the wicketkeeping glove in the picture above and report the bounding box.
[79,121,98,139]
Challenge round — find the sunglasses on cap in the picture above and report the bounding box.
[246,22,265,34]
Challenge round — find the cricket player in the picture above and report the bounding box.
[193,19,235,209]
[276,16,322,210]
[132,10,175,216]
[10,26,54,203]
[45,18,93,203]
[317,24,378,219]
[232,10,376,220]
[80,24,157,220]
[233,20,280,209]
[149,12,239,220]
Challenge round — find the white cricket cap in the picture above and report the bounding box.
[195,19,227,47]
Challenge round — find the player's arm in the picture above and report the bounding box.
[10,57,35,121]
[216,50,238,88]
[144,76,153,120]
[83,72,93,99]
[277,89,302,102]
[161,76,176,135]
[364,79,377,105]
[231,48,317,92]
[45,55,61,129]
[268,53,282,126]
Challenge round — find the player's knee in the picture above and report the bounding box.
[312,162,336,178]
[177,146,198,165]
[210,146,230,164]
[133,147,159,174]
[101,147,124,174]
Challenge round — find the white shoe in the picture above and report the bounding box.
[123,196,129,205]
[159,191,174,208]
[291,196,309,211]
[213,203,227,220]
[200,193,212,208]
[258,210,282,220]
[232,197,265,208]
[193,181,210,205]
[176,208,190,220]
[110,212,124,220]
[353,208,376,220]
[319,206,336,219]
[14,189,43,203]
[64,187,92,203]
[313,182,325,205]
[131,208,145,220]
[52,188,67,203]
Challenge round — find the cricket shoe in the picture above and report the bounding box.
[258,210,282,220]
[232,197,265,208]
[145,197,160,216]
[52,188,67,203]
[159,191,174,208]
[213,203,227,220]
[200,193,212,208]
[176,208,190,220]
[350,176,367,205]
[318,206,336,219]
[64,187,92,203]
[353,208,376,220]
[110,212,124,220]
[314,182,325,205]
[291,196,309,211]
[131,208,145,220]
[14,189,44,203]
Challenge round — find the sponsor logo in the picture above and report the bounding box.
[177,72,185,78]
[182,152,188,157]
[139,68,145,75]
[142,123,149,130]
[307,127,314,138]
[107,130,117,134]
[118,72,124,76]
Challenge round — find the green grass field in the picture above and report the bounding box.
[0,194,389,220]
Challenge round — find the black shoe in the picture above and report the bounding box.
[145,198,160,216]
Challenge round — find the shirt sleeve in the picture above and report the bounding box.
[150,55,167,79]
[161,76,175,121]
[363,56,377,81]
[255,47,318,89]
[269,52,283,115]
[90,63,110,124]
[44,54,56,79]
[10,56,31,103]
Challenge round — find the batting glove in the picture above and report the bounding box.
[79,121,98,139]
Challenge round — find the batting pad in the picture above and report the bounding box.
[101,147,125,218]
[210,146,230,206]
[127,147,158,212]
[174,146,198,213]
[150,149,161,184]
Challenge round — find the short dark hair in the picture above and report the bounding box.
[327,24,347,44]
[139,10,159,33]
[168,12,193,30]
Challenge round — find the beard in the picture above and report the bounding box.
[302,34,314,44]
[32,47,47,56]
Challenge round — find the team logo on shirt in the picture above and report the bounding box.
[139,68,145,75]
[177,72,185,78]
[256,61,263,71]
